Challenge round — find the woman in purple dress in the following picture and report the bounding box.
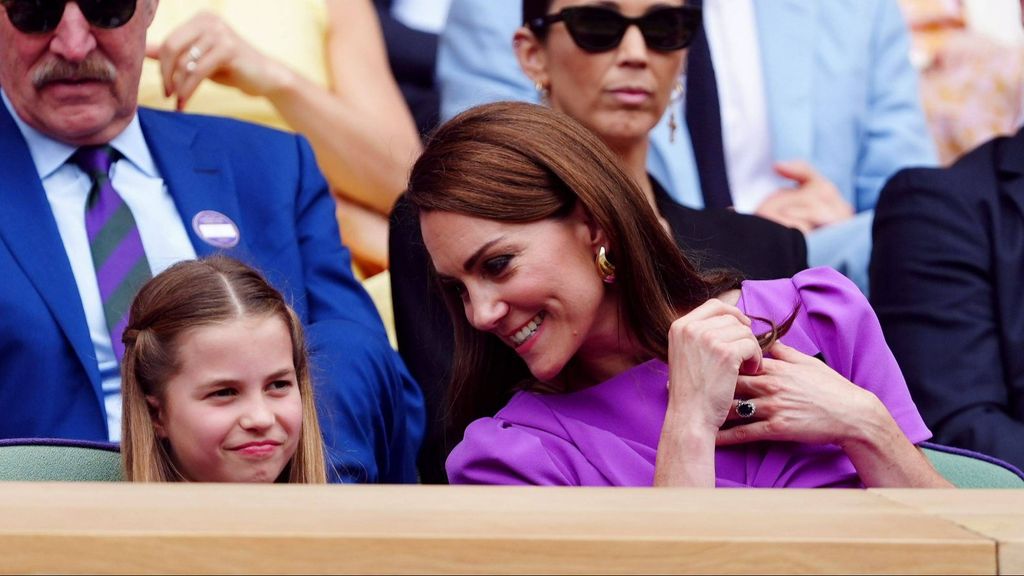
[407,101,949,488]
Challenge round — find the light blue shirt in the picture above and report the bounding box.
[1,90,196,441]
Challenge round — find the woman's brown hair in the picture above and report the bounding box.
[407,101,749,437]
[120,256,327,483]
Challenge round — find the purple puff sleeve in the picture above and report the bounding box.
[790,267,932,444]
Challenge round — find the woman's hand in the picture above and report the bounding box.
[716,341,952,488]
[666,299,763,435]
[654,298,762,486]
[716,340,883,447]
[146,11,292,110]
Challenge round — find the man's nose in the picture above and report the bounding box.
[49,3,98,63]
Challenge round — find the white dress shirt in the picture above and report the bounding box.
[703,0,788,213]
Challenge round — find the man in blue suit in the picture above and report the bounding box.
[0,0,424,482]
[438,0,937,293]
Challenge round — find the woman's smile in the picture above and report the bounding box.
[510,311,546,348]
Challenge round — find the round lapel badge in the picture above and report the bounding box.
[192,210,240,249]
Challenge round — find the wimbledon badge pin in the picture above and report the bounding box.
[192,210,240,249]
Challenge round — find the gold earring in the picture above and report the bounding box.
[668,81,683,144]
[595,246,616,284]
[535,81,550,104]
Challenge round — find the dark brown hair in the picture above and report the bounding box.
[407,102,747,436]
[120,256,327,483]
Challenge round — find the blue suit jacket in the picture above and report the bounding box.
[0,104,424,483]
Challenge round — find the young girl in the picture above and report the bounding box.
[121,256,327,483]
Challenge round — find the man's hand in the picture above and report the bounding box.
[755,160,854,232]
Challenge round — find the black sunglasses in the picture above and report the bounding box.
[528,5,701,53]
[0,0,137,34]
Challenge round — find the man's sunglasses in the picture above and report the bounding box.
[0,0,137,34]
[528,5,701,53]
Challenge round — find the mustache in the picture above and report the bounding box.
[32,56,117,88]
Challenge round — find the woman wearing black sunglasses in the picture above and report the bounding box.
[513,0,807,282]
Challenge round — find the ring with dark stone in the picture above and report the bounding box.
[736,399,757,419]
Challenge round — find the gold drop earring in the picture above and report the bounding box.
[595,246,616,284]
[668,81,684,144]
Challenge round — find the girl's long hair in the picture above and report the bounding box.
[120,256,327,483]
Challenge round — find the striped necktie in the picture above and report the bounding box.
[71,145,152,361]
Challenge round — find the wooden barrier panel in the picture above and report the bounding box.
[0,483,997,575]
[874,489,1024,575]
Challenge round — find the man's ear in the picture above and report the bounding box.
[514,27,550,93]
[146,395,167,438]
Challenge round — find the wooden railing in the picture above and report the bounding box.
[0,483,1020,574]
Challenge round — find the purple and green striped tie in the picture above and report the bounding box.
[71,145,152,361]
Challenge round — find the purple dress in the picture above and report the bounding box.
[446,267,931,487]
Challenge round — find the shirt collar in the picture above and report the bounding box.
[1,88,159,179]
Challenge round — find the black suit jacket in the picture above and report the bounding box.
[652,178,807,280]
[871,128,1024,470]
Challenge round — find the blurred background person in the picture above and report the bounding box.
[900,0,1024,165]
[438,0,938,294]
[512,0,806,277]
[871,0,1024,473]
[140,0,422,276]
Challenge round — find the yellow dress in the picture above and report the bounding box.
[139,0,398,346]
[138,0,330,132]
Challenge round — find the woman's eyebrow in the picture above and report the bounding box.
[463,237,504,272]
